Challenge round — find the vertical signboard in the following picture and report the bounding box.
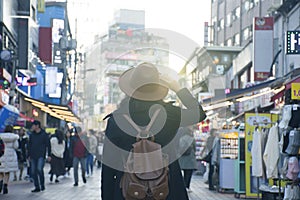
[286,31,300,54]
[38,0,45,13]
[17,18,29,70]
[39,27,52,64]
[45,66,57,94]
[253,17,274,81]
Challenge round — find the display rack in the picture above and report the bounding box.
[219,136,238,191]
[234,137,246,198]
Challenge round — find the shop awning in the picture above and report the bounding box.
[202,77,285,106]
[21,95,81,123]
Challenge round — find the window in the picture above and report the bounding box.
[242,0,254,13]
[232,7,240,21]
[226,13,232,27]
[233,33,240,46]
[226,38,233,46]
[242,27,250,41]
[218,18,224,31]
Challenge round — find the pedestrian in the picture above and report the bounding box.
[63,129,73,176]
[200,128,217,190]
[86,129,97,177]
[178,126,197,193]
[70,126,89,186]
[95,131,104,169]
[49,129,65,183]
[14,127,28,181]
[101,62,206,200]
[0,125,19,194]
[27,120,51,193]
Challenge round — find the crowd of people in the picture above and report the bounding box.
[0,121,104,195]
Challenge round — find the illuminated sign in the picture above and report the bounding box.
[286,31,300,54]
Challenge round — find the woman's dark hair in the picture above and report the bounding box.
[4,125,14,133]
[55,129,65,144]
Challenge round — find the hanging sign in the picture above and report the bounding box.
[291,83,300,100]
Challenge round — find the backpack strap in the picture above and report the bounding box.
[123,109,161,140]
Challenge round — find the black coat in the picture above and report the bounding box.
[28,129,51,160]
[101,88,206,200]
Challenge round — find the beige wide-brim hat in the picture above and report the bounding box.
[119,62,169,101]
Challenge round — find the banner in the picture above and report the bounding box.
[0,105,20,132]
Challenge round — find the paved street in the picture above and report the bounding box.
[1,163,237,200]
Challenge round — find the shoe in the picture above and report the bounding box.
[187,188,192,193]
[3,184,8,194]
[31,188,41,193]
[82,176,87,184]
[208,187,216,191]
[50,175,53,182]
[19,176,22,181]
[73,183,78,187]
[41,186,45,191]
[55,179,59,183]
[13,177,17,181]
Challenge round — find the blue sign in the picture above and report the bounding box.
[0,105,19,132]
[286,31,300,54]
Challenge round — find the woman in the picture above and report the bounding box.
[200,128,217,190]
[0,125,19,194]
[49,129,65,183]
[101,62,206,200]
[178,126,197,192]
[63,129,73,176]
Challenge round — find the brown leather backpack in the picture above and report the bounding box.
[120,109,169,200]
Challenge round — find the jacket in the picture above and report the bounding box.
[178,127,197,170]
[70,134,89,158]
[0,132,19,172]
[28,129,51,159]
[101,88,206,200]
[50,137,65,158]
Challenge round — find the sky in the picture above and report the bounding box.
[67,0,211,71]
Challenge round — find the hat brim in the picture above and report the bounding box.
[119,68,169,101]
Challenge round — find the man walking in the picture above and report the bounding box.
[70,126,89,186]
[28,120,51,192]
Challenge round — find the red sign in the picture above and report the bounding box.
[254,72,270,81]
[254,17,274,30]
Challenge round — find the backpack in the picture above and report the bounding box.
[0,137,5,158]
[120,109,169,200]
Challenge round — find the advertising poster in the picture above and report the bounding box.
[245,113,278,197]
[0,105,20,132]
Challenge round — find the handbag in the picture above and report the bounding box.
[201,150,212,162]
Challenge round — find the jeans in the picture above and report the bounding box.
[183,169,194,189]
[30,157,45,190]
[208,160,215,189]
[86,153,94,175]
[73,157,86,183]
